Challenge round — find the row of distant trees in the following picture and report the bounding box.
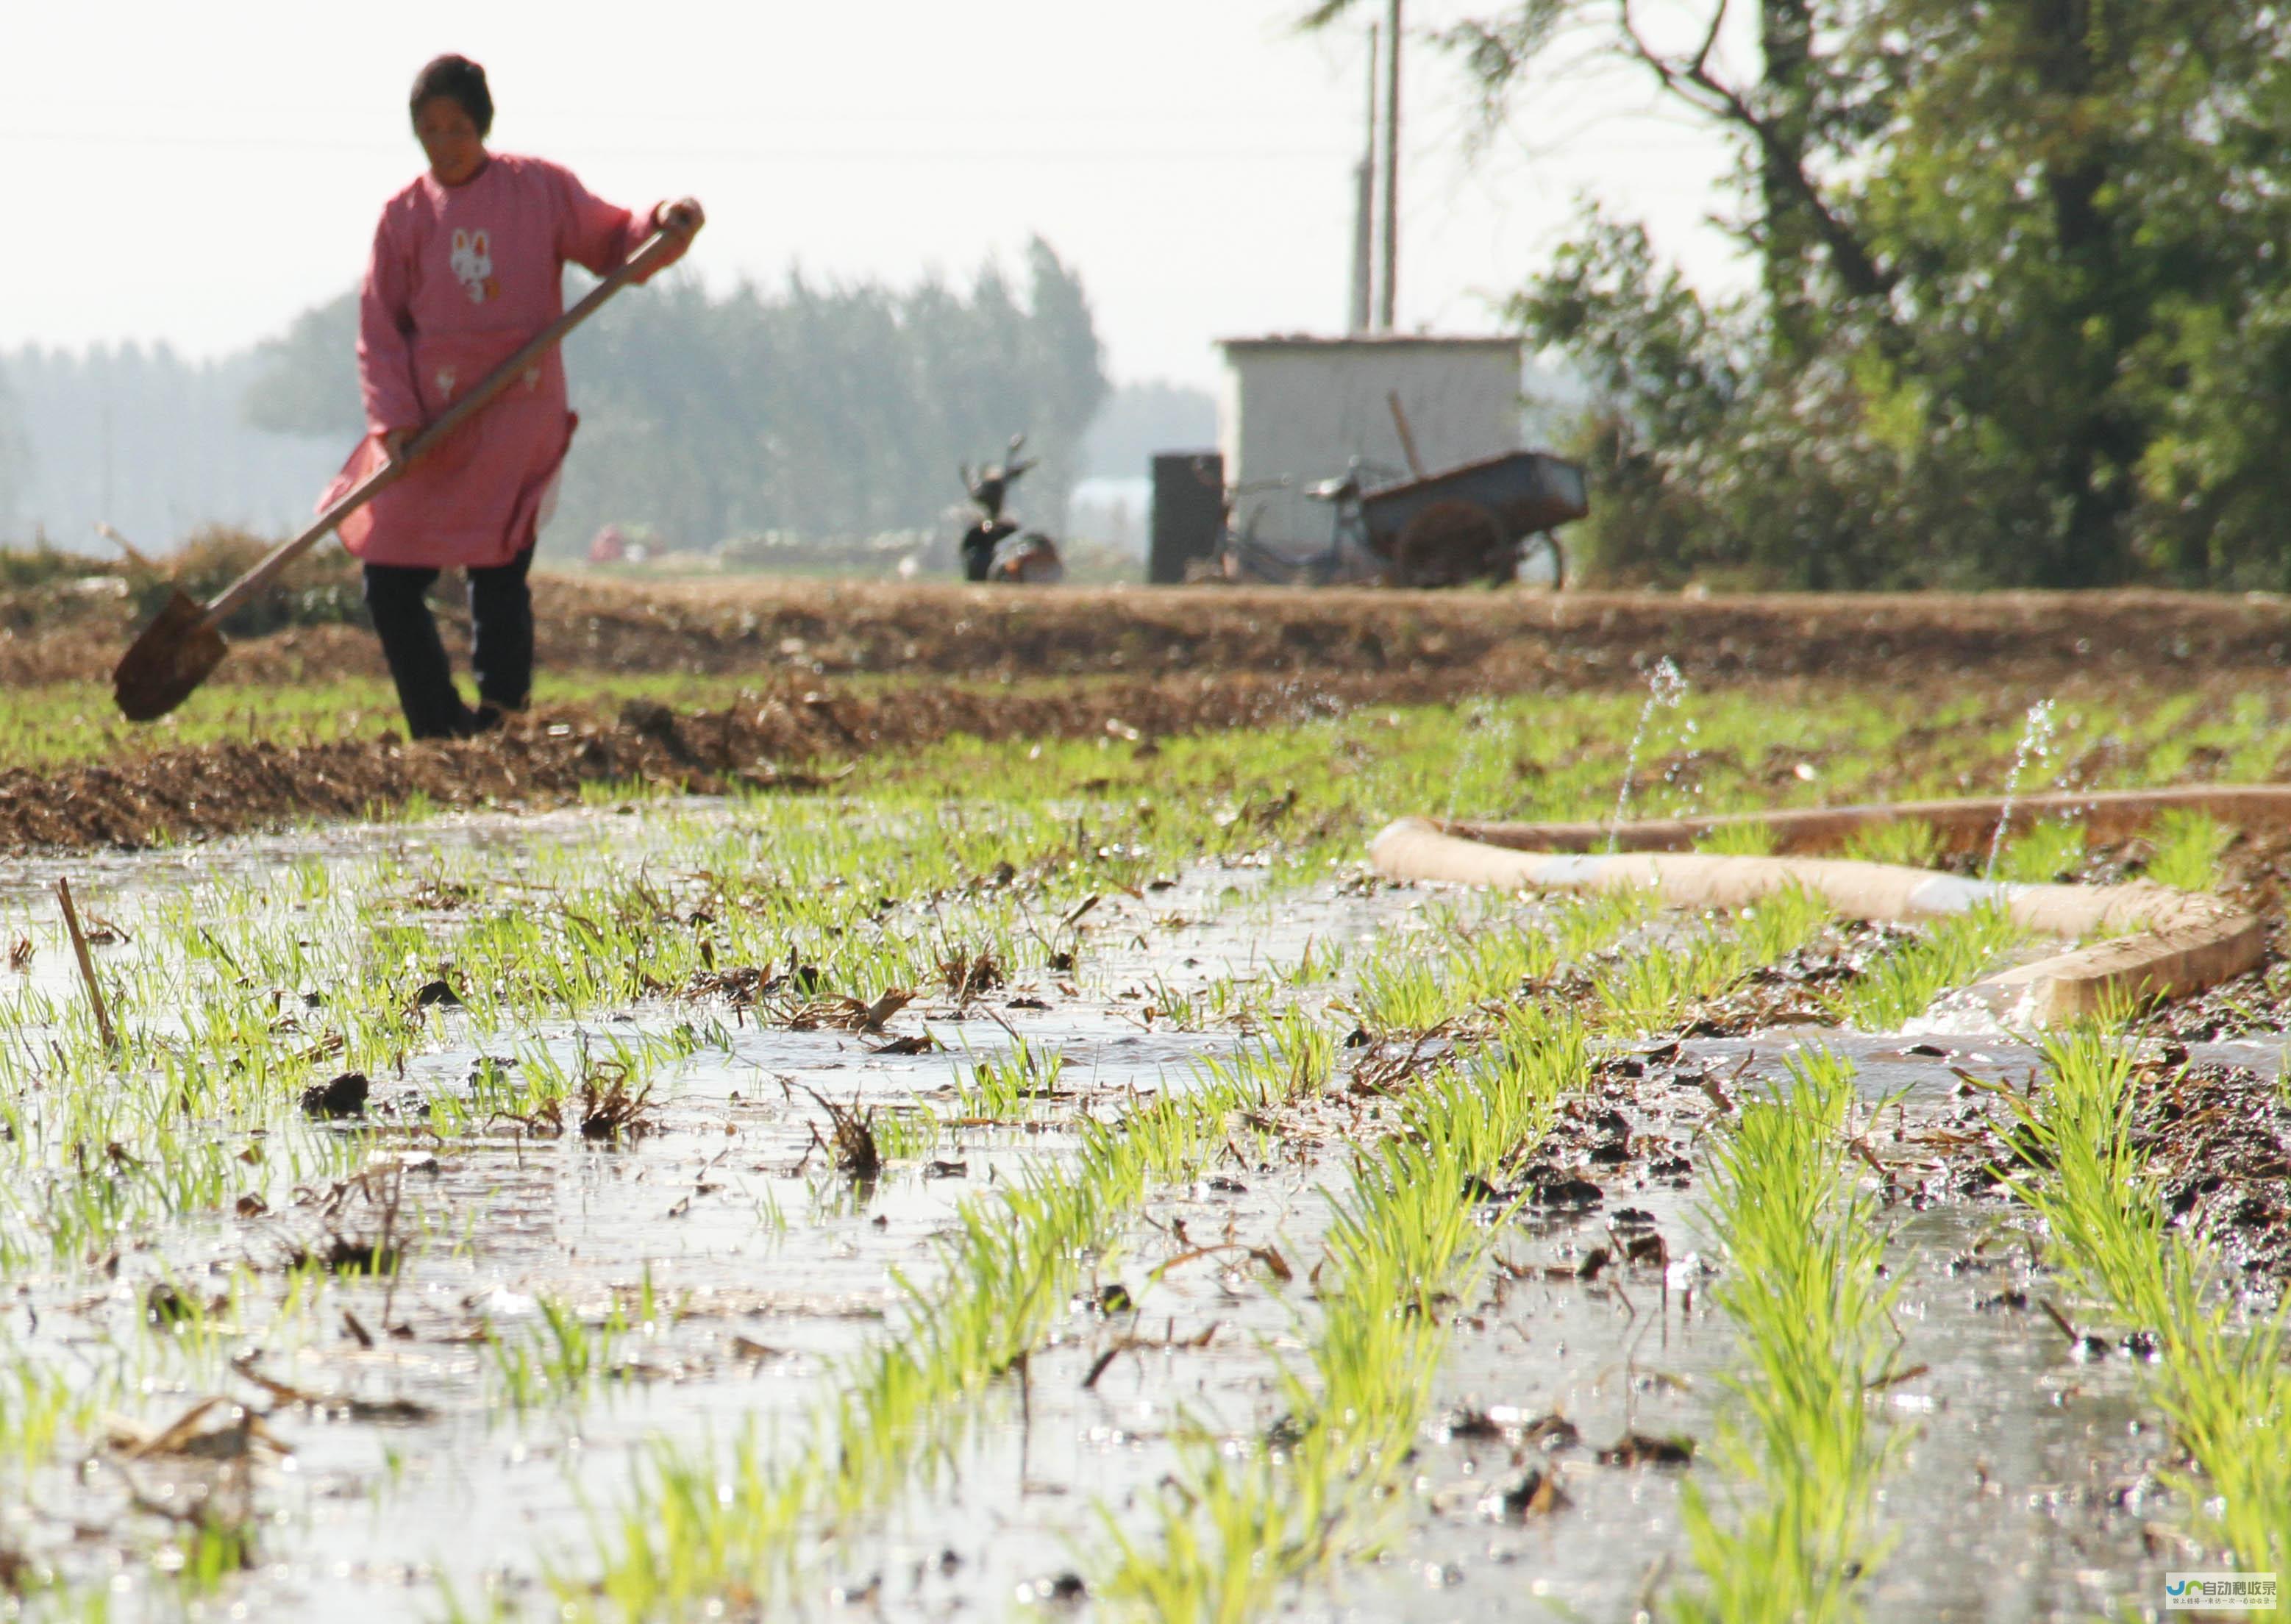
[0,371,24,536]
[0,238,1179,559]
[0,343,338,552]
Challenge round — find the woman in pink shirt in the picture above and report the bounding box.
[338,54,702,738]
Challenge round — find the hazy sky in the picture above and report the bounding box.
[5,1,1750,388]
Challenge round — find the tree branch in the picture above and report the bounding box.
[1689,0,1731,80]
[1614,0,1893,304]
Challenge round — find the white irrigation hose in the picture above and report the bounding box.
[1368,817,2265,1025]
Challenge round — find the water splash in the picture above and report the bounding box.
[1609,658,1689,852]
[1985,699,2058,881]
[1444,701,1487,823]
[1664,715,1706,819]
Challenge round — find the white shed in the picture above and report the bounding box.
[1216,335,1524,550]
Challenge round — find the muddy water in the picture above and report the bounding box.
[1318,1025,2263,1624]
[901,1035,2222,1624]
[0,813,1467,1620]
[1313,1195,2176,1624]
[0,811,2265,1622]
[804,1037,2259,1624]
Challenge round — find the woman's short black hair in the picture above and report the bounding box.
[409,54,494,138]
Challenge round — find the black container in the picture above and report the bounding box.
[1149,451,1224,585]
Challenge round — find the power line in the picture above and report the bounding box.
[0,128,1350,164]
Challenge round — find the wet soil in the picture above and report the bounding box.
[0,819,1442,1619]
[880,1022,2234,1624]
[14,577,2291,690]
[1911,1042,2291,1287]
[1305,1025,2272,1623]
[12,581,2291,858]
[0,672,1367,853]
[1,801,2276,1620]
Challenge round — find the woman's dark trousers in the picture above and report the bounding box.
[362,548,535,740]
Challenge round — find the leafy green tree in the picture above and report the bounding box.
[1325,0,2291,589]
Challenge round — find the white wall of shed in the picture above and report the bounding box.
[1222,344,1522,549]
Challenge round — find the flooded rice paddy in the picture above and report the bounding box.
[0,790,2282,1623]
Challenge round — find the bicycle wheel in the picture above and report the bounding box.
[1514,531,1567,591]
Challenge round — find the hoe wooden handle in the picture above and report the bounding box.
[204,227,692,624]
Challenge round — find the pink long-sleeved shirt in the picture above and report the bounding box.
[324,154,680,569]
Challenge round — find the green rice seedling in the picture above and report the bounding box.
[1995,817,2087,883]
[2144,809,2232,893]
[1353,955,1451,1034]
[1993,1026,2290,1575]
[1262,1007,1336,1098]
[1092,1006,1587,1618]
[0,1357,88,1484]
[1554,884,1661,961]
[1436,919,1559,1007]
[1696,819,1779,856]
[1827,901,2025,1030]
[1201,972,1278,1027]
[171,1510,259,1602]
[1138,973,1214,1029]
[868,1107,939,1161]
[1672,1049,1903,1624]
[492,1295,632,1412]
[1592,888,1825,1035]
[1990,1028,2167,1317]
[1597,937,1722,1032]
[1839,819,1942,871]
[954,1035,1064,1119]
[2194,692,2278,773]
[1731,883,1831,966]
[1350,891,1645,1037]
[1273,934,1346,986]
[491,1342,547,1414]
[563,1022,1345,1617]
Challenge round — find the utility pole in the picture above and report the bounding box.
[1378,0,1401,332]
[1349,24,1378,333]
[99,394,113,530]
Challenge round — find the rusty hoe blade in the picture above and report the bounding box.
[112,589,229,722]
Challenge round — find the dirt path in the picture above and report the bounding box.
[7,577,2291,688]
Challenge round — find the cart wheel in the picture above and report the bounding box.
[1515,531,1567,591]
[1393,500,1505,589]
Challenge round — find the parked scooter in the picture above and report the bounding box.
[958,435,1065,585]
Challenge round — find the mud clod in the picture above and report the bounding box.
[577,1069,660,1141]
[1481,1468,1570,1520]
[299,1072,369,1119]
[804,1089,882,1181]
[868,1033,941,1056]
[1596,1433,1696,1468]
[940,950,1004,1002]
[1016,1572,1088,1606]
